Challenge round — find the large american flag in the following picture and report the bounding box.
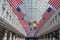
[7,0,30,35]
[34,7,55,36]
[7,0,23,9]
[34,0,60,36]
[42,7,55,19]
[13,7,25,20]
[19,19,30,35]
[7,0,25,20]
[48,0,60,9]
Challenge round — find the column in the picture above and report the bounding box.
[16,35,20,40]
[49,34,52,40]
[45,37,46,40]
[59,30,60,40]
[20,38,21,40]
[9,32,12,40]
[13,35,16,40]
[21,38,25,40]
[17,37,20,40]
[46,35,48,40]
[44,36,47,40]
[3,30,7,40]
[43,36,46,40]
[0,26,3,40]
[53,37,56,40]
[53,32,56,40]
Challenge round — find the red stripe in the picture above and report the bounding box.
[7,0,22,9]
[13,9,25,20]
[7,0,30,36]
[53,0,58,9]
[16,0,23,5]
[7,0,16,9]
[11,0,19,9]
[19,19,30,36]
[55,0,60,9]
[52,0,57,8]
[48,0,60,9]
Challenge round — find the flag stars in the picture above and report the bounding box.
[47,7,52,13]
[16,7,21,12]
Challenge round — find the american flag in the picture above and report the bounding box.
[7,0,30,36]
[19,19,30,36]
[48,0,60,9]
[19,19,28,31]
[13,7,25,20]
[7,0,23,9]
[43,7,55,19]
[34,7,55,36]
[39,7,55,31]
[7,0,25,20]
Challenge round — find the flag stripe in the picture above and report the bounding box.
[11,0,20,9]
[53,0,59,9]
[48,0,60,9]
[19,19,30,36]
[16,0,23,5]
[55,0,60,9]
[7,0,24,19]
[7,0,17,9]
[7,0,23,9]
[13,8,25,20]
[7,0,30,35]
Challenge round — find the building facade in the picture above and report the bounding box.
[0,0,27,40]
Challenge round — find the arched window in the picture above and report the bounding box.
[50,21,52,26]
[2,6,5,15]
[52,18,54,24]
[9,15,11,21]
[55,15,57,22]
[6,11,9,19]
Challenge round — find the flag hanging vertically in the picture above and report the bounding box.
[48,0,60,9]
[34,7,55,36]
[7,0,25,20]
[7,0,30,36]
[43,7,55,19]
[38,7,55,30]
[19,18,30,36]
[13,7,25,20]
[7,0,23,9]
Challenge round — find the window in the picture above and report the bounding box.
[9,15,11,21]
[58,12,60,23]
[50,21,52,26]
[6,11,9,19]
[52,19,54,24]
[12,18,13,23]
[55,15,57,22]
[2,6,5,13]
